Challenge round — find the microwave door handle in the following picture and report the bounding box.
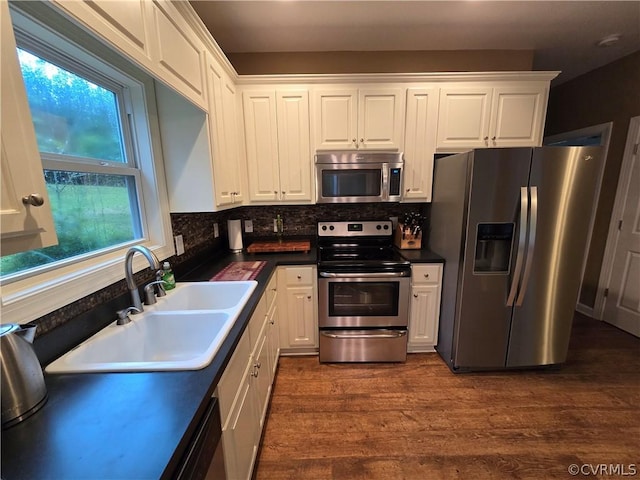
[381,164,389,200]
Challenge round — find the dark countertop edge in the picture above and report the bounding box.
[1,249,316,480]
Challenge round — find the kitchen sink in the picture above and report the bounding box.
[45,281,258,373]
[153,281,257,311]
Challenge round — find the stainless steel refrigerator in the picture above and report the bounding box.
[430,147,602,372]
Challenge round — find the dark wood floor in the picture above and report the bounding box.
[255,314,640,479]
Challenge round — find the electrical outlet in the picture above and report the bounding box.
[244,219,253,233]
[175,235,185,255]
[273,218,278,232]
[213,223,219,238]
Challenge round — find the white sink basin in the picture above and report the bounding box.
[46,311,234,373]
[45,280,258,374]
[152,281,257,311]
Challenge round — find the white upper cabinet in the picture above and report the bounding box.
[489,85,547,148]
[436,86,493,150]
[436,83,548,151]
[51,0,152,66]
[149,0,207,109]
[209,57,244,207]
[313,87,405,151]
[403,87,439,202]
[276,91,312,203]
[243,89,312,203]
[1,2,58,256]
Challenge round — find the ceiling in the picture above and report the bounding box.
[189,1,640,84]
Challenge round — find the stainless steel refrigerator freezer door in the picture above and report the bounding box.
[453,148,532,369]
[507,146,602,367]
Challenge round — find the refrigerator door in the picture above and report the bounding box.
[453,148,532,369]
[507,146,602,367]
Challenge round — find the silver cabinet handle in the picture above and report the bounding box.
[507,187,528,306]
[22,193,44,207]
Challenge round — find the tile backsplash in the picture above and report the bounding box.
[30,203,429,340]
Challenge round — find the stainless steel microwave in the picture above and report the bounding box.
[315,151,404,203]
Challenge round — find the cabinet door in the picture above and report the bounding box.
[243,91,280,202]
[267,302,280,383]
[52,0,151,66]
[150,0,206,109]
[436,86,492,150]
[222,364,258,480]
[252,323,271,430]
[403,87,439,202]
[489,85,547,148]
[314,89,358,150]
[1,2,58,255]
[284,286,317,347]
[276,90,312,202]
[206,57,231,207]
[408,284,441,350]
[358,88,404,150]
[221,76,243,204]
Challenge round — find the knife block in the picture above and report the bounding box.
[394,223,422,249]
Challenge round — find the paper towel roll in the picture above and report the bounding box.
[227,219,243,252]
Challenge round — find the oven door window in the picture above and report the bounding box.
[329,281,399,317]
[321,169,382,197]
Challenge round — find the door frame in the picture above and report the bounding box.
[544,122,612,318]
[598,116,640,321]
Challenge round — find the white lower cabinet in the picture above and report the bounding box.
[277,266,319,354]
[216,272,279,480]
[408,263,443,352]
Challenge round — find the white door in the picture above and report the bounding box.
[603,117,640,337]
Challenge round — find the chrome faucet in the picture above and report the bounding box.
[124,245,162,313]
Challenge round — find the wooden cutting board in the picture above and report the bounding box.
[246,240,311,254]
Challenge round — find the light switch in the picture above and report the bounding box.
[245,220,253,233]
[175,235,185,255]
[213,223,219,238]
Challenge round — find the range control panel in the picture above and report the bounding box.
[318,221,393,237]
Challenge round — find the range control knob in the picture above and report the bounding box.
[329,225,335,231]
[383,224,389,230]
[376,224,382,230]
[321,225,327,231]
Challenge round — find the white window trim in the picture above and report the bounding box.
[1,6,175,325]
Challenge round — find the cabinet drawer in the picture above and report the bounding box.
[412,264,442,285]
[285,267,313,286]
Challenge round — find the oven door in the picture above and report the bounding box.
[318,272,410,328]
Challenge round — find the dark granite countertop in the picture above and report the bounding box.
[1,249,315,480]
[397,248,445,263]
[1,244,442,479]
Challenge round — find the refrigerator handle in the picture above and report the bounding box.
[516,186,538,306]
[507,187,528,306]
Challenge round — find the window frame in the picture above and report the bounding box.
[1,5,175,325]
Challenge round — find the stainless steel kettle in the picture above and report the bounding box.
[1,324,47,428]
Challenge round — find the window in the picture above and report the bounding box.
[1,4,174,324]
[1,48,143,278]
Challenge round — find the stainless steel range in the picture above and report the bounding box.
[317,220,410,363]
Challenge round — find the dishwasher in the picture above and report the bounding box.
[174,396,226,479]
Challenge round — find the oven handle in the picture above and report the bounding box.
[320,330,407,339]
[319,271,410,278]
